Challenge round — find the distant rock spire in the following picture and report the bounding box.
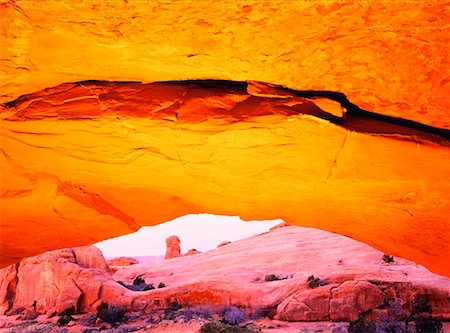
[165,236,181,259]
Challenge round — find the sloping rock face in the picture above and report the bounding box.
[113,226,450,321]
[0,80,449,276]
[1,227,450,321]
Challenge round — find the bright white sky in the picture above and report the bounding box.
[95,214,282,257]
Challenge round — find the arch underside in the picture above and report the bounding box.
[1,80,449,277]
[0,0,449,276]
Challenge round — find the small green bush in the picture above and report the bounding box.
[349,296,443,333]
[407,296,443,333]
[181,305,215,321]
[264,274,280,282]
[143,283,155,291]
[348,316,376,333]
[57,315,74,326]
[382,254,394,264]
[164,300,183,320]
[57,306,76,326]
[132,276,146,286]
[96,301,126,327]
[307,275,327,288]
[222,306,246,325]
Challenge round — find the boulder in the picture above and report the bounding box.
[329,281,385,321]
[1,247,117,314]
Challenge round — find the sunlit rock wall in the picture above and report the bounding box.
[1,0,449,128]
[0,1,449,276]
[1,81,449,277]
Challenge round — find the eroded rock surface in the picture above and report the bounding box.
[0,81,449,276]
[1,227,449,321]
[0,246,112,314]
[1,1,449,129]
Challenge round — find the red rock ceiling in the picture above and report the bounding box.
[0,1,449,276]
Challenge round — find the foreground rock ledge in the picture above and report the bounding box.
[0,81,449,276]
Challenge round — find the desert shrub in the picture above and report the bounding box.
[164,300,183,320]
[57,314,74,326]
[264,274,280,282]
[143,283,155,291]
[413,317,443,333]
[118,278,155,291]
[132,276,145,286]
[96,301,126,327]
[181,305,215,321]
[59,305,75,316]
[331,323,348,333]
[158,282,166,288]
[307,275,327,288]
[200,321,256,333]
[350,296,443,333]
[146,310,163,324]
[382,254,394,264]
[348,315,376,333]
[248,307,269,320]
[376,299,408,333]
[57,306,76,326]
[79,313,97,327]
[222,306,246,325]
[407,296,443,333]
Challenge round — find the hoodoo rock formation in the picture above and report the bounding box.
[0,0,449,277]
[165,236,182,260]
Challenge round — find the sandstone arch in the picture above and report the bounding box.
[1,80,449,277]
[0,0,449,276]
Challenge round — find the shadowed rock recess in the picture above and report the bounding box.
[0,80,449,277]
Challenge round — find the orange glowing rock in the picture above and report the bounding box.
[0,1,449,129]
[0,81,449,278]
[0,0,449,277]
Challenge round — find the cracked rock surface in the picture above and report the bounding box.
[1,0,449,129]
[0,81,449,277]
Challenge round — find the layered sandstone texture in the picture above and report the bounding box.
[0,0,450,275]
[1,80,449,276]
[0,246,112,315]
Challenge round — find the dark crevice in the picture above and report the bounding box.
[163,80,450,143]
[3,79,449,143]
[283,88,450,141]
